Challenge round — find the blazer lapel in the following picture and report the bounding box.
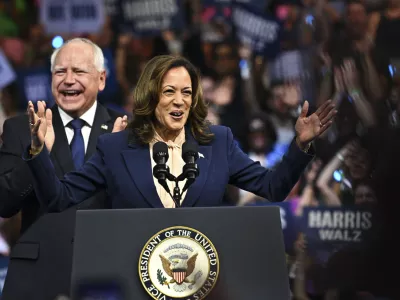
[181,131,212,207]
[85,103,112,161]
[50,106,75,176]
[121,143,164,208]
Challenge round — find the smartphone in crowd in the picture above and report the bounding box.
[239,59,250,79]
[389,58,400,79]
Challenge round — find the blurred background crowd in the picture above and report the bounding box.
[0,0,400,299]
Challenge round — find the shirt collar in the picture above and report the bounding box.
[152,127,186,149]
[58,101,97,128]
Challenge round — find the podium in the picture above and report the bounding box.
[70,206,290,300]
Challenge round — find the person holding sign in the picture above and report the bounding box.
[0,38,127,300]
[25,54,335,213]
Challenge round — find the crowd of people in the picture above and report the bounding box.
[0,0,400,299]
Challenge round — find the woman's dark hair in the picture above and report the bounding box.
[128,55,214,144]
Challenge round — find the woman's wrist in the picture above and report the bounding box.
[348,88,361,97]
[305,182,314,188]
[336,152,345,162]
[30,145,44,157]
[337,146,350,160]
[322,67,332,77]
[296,137,311,153]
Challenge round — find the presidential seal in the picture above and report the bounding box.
[138,226,219,300]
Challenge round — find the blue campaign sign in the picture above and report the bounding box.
[0,50,16,90]
[118,0,185,36]
[301,207,375,247]
[232,3,282,58]
[16,66,54,109]
[276,201,297,252]
[40,0,105,34]
[0,255,9,295]
[98,48,119,104]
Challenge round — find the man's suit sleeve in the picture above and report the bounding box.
[226,127,314,202]
[24,135,109,212]
[0,119,34,217]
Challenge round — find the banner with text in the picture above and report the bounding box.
[118,0,185,36]
[301,207,375,247]
[16,66,54,109]
[269,50,305,81]
[0,50,16,90]
[232,3,282,57]
[0,256,9,296]
[40,0,105,34]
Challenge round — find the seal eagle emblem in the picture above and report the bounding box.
[160,249,198,285]
[138,226,219,299]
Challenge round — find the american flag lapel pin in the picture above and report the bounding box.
[101,124,108,130]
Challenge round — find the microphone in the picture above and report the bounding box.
[179,141,199,192]
[152,142,172,194]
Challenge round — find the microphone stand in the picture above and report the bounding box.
[165,173,186,208]
[155,164,198,208]
[173,181,182,208]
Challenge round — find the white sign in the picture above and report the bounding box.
[40,0,105,34]
[232,4,280,54]
[120,0,184,35]
[0,50,16,90]
[269,50,304,80]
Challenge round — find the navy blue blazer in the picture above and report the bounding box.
[26,125,313,212]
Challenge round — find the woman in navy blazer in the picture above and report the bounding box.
[26,55,336,212]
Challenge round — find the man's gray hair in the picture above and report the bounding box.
[50,38,105,72]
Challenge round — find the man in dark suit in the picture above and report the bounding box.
[0,38,127,300]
